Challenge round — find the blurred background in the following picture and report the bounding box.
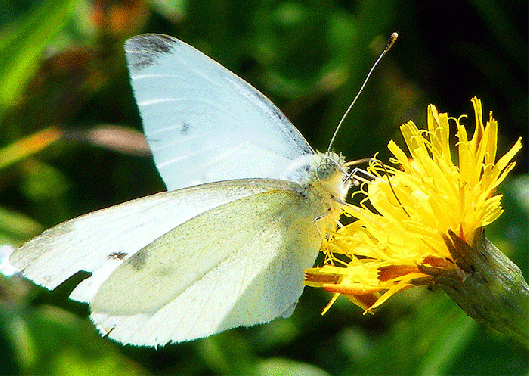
[0,0,527,374]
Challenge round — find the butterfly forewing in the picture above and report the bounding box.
[125,34,314,191]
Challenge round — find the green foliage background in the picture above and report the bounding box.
[0,0,527,374]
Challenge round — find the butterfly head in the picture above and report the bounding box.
[312,152,350,200]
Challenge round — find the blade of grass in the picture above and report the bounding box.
[0,0,76,116]
[0,127,63,171]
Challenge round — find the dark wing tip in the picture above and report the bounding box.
[124,34,178,73]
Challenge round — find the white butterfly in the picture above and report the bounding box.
[10,34,350,347]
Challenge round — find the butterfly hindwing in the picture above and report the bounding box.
[89,180,324,345]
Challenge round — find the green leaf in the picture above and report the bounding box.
[0,206,43,246]
[0,0,76,114]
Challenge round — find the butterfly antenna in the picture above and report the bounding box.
[327,32,398,153]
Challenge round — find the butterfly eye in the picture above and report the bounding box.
[316,161,337,180]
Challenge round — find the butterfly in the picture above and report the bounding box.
[10,34,351,346]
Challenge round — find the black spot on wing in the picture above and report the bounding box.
[108,252,127,261]
[125,34,178,72]
[180,122,190,135]
[129,248,147,271]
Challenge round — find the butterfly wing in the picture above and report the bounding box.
[89,181,324,346]
[125,34,314,191]
[10,179,327,346]
[9,181,278,300]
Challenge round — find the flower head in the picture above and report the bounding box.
[305,98,523,314]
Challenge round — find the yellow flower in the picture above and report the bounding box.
[305,97,523,314]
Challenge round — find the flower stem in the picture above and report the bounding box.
[428,229,529,347]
